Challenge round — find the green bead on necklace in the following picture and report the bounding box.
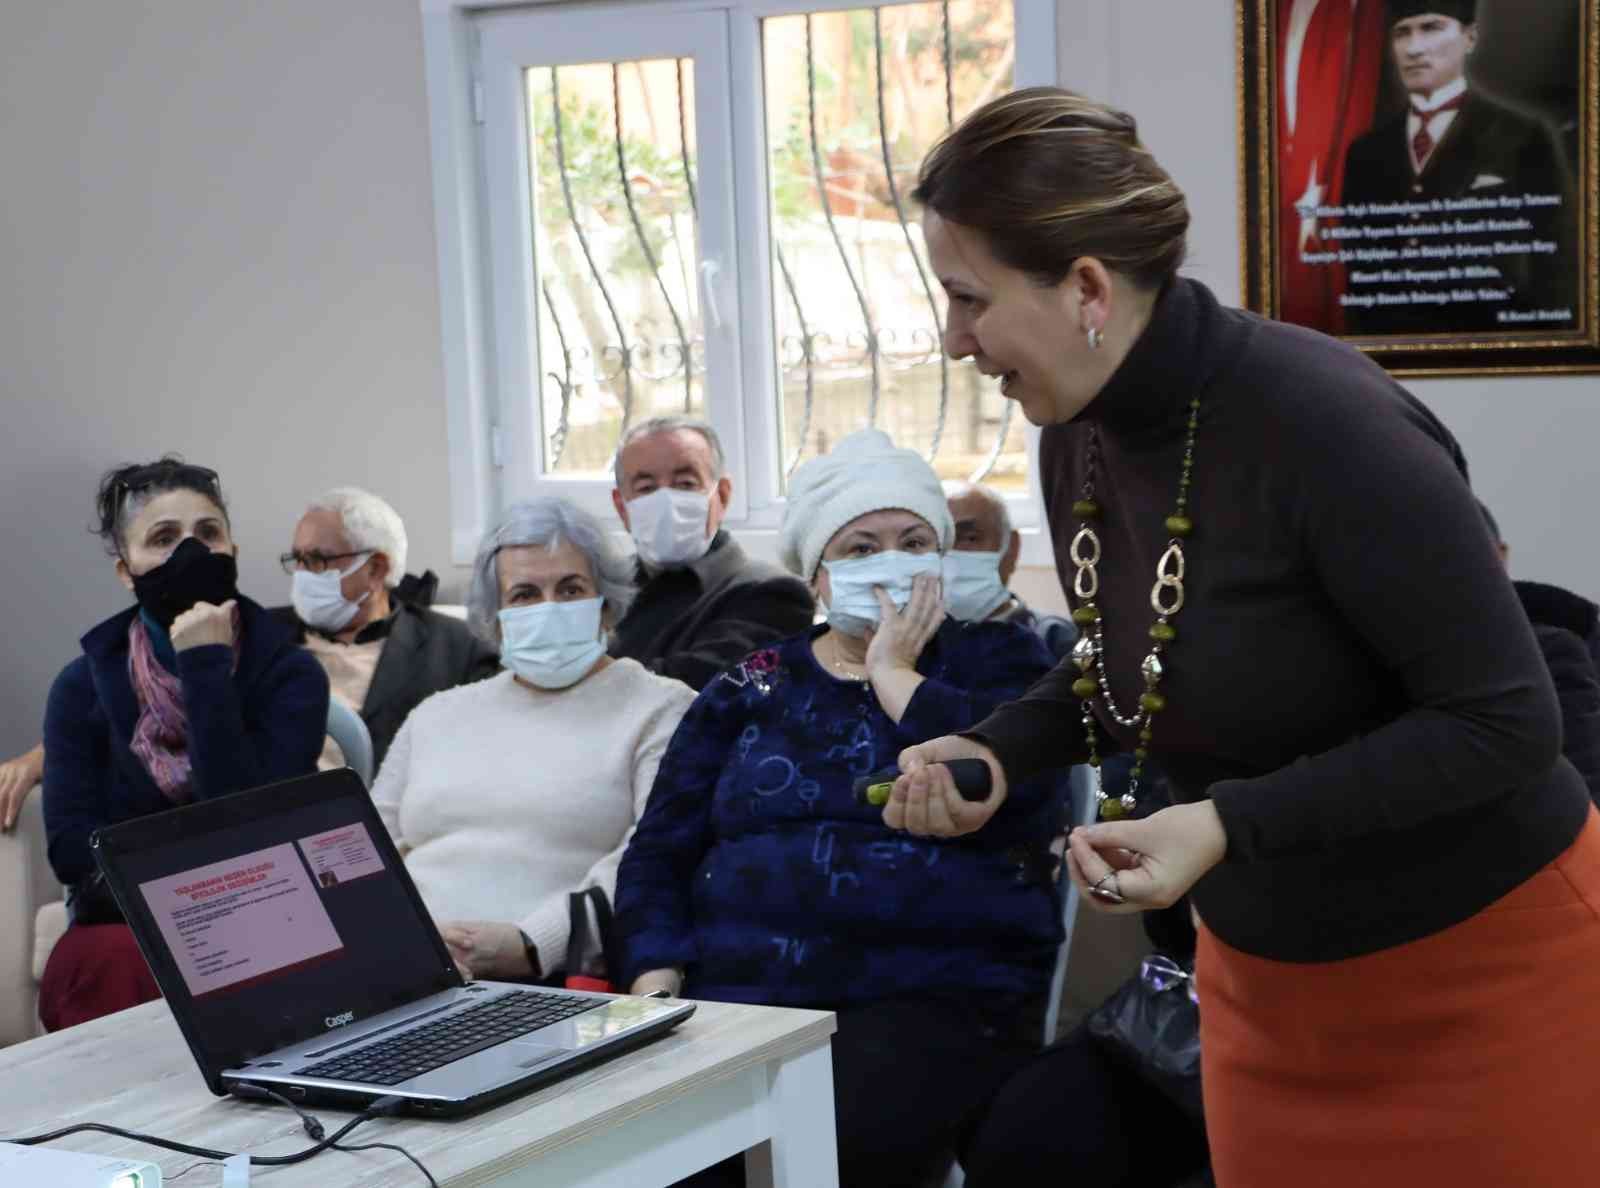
[1069,396,1202,820]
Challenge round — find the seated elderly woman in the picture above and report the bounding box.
[615,429,1066,1188]
[41,458,329,1030]
[371,497,694,983]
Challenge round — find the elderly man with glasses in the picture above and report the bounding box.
[278,487,498,768]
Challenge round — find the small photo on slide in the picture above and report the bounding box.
[297,822,387,890]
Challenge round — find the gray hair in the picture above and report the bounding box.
[305,487,408,583]
[466,497,635,644]
[612,416,727,488]
[942,480,1013,553]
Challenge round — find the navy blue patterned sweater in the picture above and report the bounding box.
[615,619,1066,1007]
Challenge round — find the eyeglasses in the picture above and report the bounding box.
[1140,954,1200,1005]
[279,549,370,575]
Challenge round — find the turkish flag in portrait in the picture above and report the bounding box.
[1275,0,1386,333]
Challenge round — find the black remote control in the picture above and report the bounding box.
[853,758,992,807]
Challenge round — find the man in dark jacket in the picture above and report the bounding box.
[944,479,1076,659]
[278,488,498,769]
[1482,502,1600,803]
[1339,0,1574,335]
[608,416,815,690]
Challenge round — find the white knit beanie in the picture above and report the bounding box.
[780,429,955,578]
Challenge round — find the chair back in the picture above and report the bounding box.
[0,792,60,1045]
[325,699,374,787]
[1043,763,1099,1045]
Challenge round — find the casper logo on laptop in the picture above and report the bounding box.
[325,1011,356,1029]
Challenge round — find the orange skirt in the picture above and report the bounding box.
[1198,808,1600,1187]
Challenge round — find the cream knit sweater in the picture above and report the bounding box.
[371,660,694,974]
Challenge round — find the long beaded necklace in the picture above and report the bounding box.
[1066,395,1201,820]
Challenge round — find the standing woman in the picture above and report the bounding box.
[891,87,1600,1186]
[40,458,329,1030]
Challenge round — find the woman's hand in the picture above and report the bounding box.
[438,920,534,979]
[629,968,684,997]
[863,573,943,677]
[884,735,1008,838]
[1065,800,1228,914]
[169,599,237,653]
[861,574,944,724]
[0,743,44,832]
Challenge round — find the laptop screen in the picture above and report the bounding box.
[93,771,458,1081]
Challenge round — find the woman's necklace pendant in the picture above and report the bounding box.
[1073,395,1202,820]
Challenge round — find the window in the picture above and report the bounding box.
[763,4,1028,492]
[420,0,1057,562]
[524,57,709,477]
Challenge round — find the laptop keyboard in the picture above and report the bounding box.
[298,990,602,1086]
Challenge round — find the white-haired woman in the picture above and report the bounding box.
[371,497,694,982]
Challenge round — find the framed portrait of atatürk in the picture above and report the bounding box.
[1239,0,1600,375]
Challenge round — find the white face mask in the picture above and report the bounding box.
[821,550,944,637]
[942,550,1010,622]
[626,487,713,569]
[290,553,373,633]
[498,597,606,690]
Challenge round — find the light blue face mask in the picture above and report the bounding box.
[821,550,944,637]
[941,550,1010,622]
[498,597,606,689]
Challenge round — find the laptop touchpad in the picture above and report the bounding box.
[511,1043,565,1070]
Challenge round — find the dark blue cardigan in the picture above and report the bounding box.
[42,596,330,887]
[615,619,1067,1007]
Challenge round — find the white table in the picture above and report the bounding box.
[0,998,839,1187]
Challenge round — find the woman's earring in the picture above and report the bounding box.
[1086,326,1104,351]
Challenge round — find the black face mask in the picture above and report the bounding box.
[128,536,240,629]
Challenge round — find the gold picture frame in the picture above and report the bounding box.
[1238,0,1600,375]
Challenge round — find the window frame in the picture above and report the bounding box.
[420,0,1059,566]
[475,5,747,519]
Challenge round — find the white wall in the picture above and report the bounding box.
[0,1,453,758]
[0,0,1594,759]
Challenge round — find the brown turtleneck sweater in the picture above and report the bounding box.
[974,278,1589,963]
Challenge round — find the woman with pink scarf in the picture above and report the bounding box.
[39,458,328,1030]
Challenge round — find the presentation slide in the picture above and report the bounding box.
[296,822,386,888]
[139,843,345,998]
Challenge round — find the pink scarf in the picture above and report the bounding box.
[127,612,240,802]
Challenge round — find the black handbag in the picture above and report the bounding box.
[563,886,619,993]
[1086,952,1204,1121]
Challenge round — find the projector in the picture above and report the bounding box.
[0,1142,162,1186]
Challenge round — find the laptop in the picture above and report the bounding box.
[90,768,694,1116]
